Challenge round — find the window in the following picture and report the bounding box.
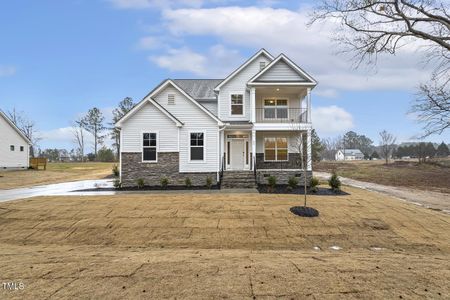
[10,145,15,151]
[259,61,266,70]
[264,99,288,119]
[264,137,288,161]
[142,133,157,162]
[20,146,24,152]
[230,94,244,115]
[190,132,204,161]
[168,94,175,105]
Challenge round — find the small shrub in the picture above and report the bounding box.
[288,177,299,189]
[113,179,121,189]
[205,176,213,189]
[185,177,192,188]
[136,178,145,189]
[112,165,119,177]
[310,177,319,193]
[160,177,169,189]
[328,172,341,193]
[267,175,277,192]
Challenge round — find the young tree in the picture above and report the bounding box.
[111,97,135,158]
[81,107,106,158]
[379,130,396,164]
[436,141,450,157]
[72,118,85,162]
[310,1,450,137]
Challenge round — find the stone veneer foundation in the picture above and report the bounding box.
[121,152,217,187]
[255,153,311,185]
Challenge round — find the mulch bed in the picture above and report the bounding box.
[290,206,320,217]
[257,185,349,195]
[77,185,220,192]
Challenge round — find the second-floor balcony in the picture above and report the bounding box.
[255,107,308,123]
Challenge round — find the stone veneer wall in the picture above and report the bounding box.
[121,152,217,187]
[256,170,312,185]
[255,153,301,169]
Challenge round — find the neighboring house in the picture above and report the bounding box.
[0,110,31,169]
[116,49,317,187]
[335,149,364,161]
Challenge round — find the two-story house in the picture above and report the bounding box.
[116,49,316,188]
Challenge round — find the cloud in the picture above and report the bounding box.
[312,105,354,135]
[150,44,242,76]
[0,65,16,77]
[157,6,434,95]
[137,36,166,50]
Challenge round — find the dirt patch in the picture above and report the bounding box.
[315,160,450,193]
[0,188,449,298]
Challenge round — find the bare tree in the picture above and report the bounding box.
[111,97,135,158]
[72,118,85,161]
[7,108,41,157]
[379,130,397,164]
[310,0,450,137]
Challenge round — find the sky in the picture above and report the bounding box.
[0,0,448,151]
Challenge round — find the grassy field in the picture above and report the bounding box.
[0,162,115,190]
[0,188,448,299]
[315,159,450,193]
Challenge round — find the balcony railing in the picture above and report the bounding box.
[255,108,308,123]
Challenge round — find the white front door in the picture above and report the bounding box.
[231,140,245,170]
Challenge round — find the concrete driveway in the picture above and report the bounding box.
[0,179,115,202]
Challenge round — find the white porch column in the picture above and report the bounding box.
[250,87,256,123]
[307,129,312,171]
[307,87,311,123]
[251,129,256,170]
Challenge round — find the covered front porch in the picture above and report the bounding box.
[219,126,312,173]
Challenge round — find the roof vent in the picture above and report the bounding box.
[168,94,175,105]
[259,61,266,70]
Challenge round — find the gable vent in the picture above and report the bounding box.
[168,94,175,105]
[259,61,266,70]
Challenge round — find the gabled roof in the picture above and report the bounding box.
[0,110,32,144]
[248,54,317,86]
[116,79,223,128]
[214,48,274,91]
[173,79,222,100]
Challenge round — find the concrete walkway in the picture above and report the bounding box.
[315,171,450,214]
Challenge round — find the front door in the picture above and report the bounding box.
[231,140,245,170]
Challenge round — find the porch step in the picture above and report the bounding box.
[221,171,257,189]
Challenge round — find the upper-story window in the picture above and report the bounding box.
[230,94,244,116]
[142,132,157,162]
[10,145,15,151]
[168,94,175,105]
[20,146,24,152]
[264,99,288,119]
[259,61,266,70]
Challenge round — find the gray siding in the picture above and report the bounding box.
[256,60,306,82]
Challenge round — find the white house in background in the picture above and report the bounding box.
[116,49,317,188]
[335,149,364,161]
[0,110,31,169]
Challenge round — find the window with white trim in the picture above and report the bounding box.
[168,94,175,105]
[230,94,243,115]
[10,145,15,151]
[264,99,288,119]
[190,132,204,161]
[142,133,157,162]
[264,137,288,161]
[20,146,24,152]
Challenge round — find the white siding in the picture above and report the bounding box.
[257,60,306,82]
[218,54,272,121]
[256,131,301,153]
[0,114,29,168]
[121,103,178,153]
[255,90,304,109]
[198,101,218,116]
[154,85,219,173]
